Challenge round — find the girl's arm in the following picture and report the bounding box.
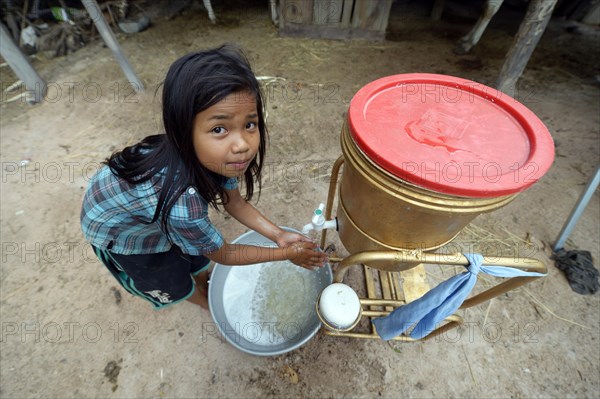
[223,188,311,248]
[204,241,324,270]
[213,188,327,269]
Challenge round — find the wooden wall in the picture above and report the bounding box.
[278,0,394,41]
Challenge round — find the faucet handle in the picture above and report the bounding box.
[312,203,326,225]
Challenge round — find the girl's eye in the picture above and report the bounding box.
[211,126,227,135]
[246,122,257,130]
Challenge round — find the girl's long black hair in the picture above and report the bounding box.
[105,44,267,235]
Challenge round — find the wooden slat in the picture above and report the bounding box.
[351,0,393,31]
[378,271,394,312]
[301,0,314,24]
[392,272,403,303]
[363,264,378,334]
[364,265,377,306]
[387,272,397,301]
[341,0,354,26]
[374,0,394,31]
[314,0,344,25]
[401,264,430,303]
[280,0,314,27]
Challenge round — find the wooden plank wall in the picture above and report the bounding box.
[351,0,392,32]
[279,0,393,40]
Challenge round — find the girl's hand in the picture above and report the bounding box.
[287,241,328,270]
[275,230,312,248]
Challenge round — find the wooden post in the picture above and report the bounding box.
[496,0,558,97]
[0,21,46,103]
[81,0,144,92]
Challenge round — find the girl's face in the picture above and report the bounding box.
[192,91,260,178]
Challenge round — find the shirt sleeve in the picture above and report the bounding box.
[167,187,224,256]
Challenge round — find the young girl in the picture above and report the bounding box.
[81,45,326,310]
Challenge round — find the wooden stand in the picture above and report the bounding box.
[319,156,547,341]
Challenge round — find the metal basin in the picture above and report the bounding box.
[208,227,332,356]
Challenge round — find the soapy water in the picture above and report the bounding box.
[222,260,321,346]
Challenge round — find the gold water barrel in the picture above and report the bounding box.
[336,74,555,253]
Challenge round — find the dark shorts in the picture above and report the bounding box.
[92,245,211,309]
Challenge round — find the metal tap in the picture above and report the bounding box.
[302,203,337,235]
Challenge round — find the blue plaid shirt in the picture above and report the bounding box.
[80,165,237,256]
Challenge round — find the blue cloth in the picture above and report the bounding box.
[81,165,238,255]
[372,253,547,340]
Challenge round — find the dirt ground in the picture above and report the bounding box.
[1,1,599,398]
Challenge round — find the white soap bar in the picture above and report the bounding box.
[318,283,361,329]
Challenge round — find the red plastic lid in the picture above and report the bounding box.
[348,74,555,197]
